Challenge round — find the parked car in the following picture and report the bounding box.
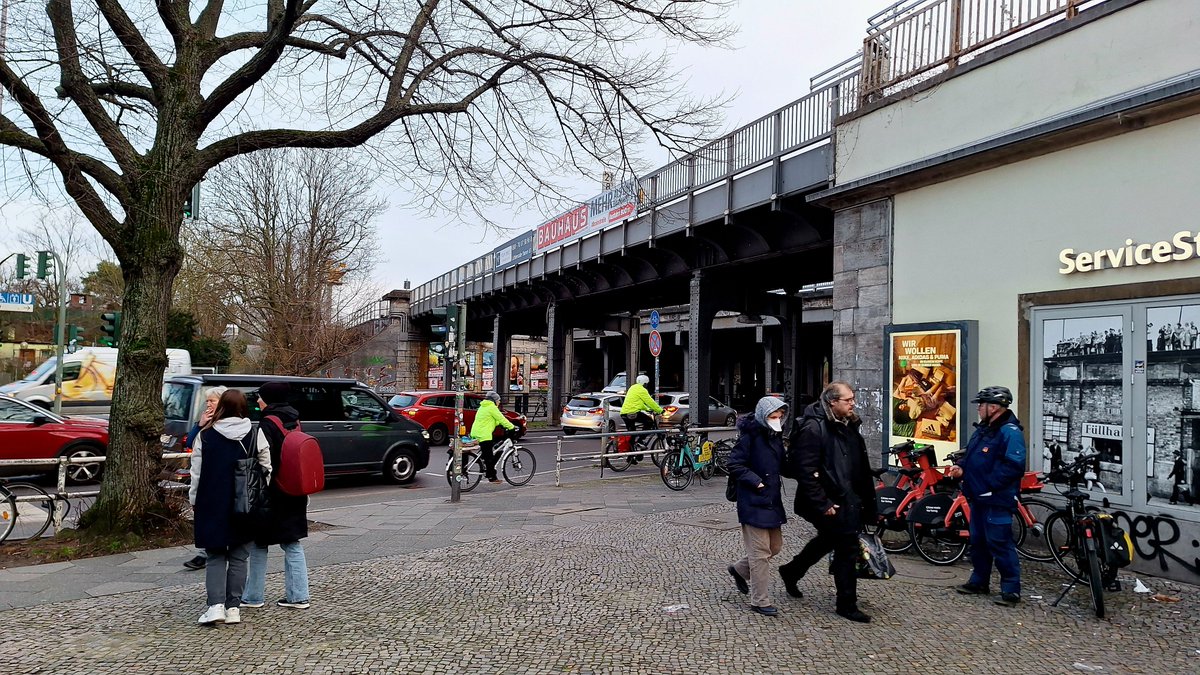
[163,375,430,484]
[600,371,647,394]
[387,391,527,446]
[0,393,109,483]
[560,393,625,435]
[656,392,738,428]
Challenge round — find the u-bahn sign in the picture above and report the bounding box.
[0,292,34,313]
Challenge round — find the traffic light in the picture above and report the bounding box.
[69,324,83,342]
[182,183,200,219]
[15,253,28,279]
[100,311,122,347]
[430,305,450,336]
[36,251,51,279]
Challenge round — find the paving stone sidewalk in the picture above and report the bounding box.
[3,475,1199,674]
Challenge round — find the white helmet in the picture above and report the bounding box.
[636,374,649,385]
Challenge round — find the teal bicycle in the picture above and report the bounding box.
[659,425,716,491]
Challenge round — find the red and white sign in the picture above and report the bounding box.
[649,330,663,357]
[536,205,588,251]
[534,180,641,253]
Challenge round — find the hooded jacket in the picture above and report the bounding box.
[727,397,788,529]
[470,399,515,441]
[190,417,270,549]
[958,409,1026,508]
[788,401,876,525]
[619,383,663,416]
[257,403,310,544]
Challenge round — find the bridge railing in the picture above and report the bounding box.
[858,0,1105,104]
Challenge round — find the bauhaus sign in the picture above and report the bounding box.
[1058,230,1200,274]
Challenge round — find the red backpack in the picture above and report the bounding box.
[264,416,325,496]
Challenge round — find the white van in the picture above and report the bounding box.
[0,347,191,415]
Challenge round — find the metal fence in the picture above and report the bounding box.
[552,426,731,487]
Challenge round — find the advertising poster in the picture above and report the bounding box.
[508,354,526,392]
[482,351,495,390]
[886,327,963,465]
[529,355,548,391]
[428,346,443,389]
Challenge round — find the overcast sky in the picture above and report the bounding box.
[377,0,892,292]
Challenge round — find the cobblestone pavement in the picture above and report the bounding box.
[2,476,1199,674]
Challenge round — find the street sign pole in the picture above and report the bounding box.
[649,321,663,402]
[47,251,66,415]
[448,302,467,503]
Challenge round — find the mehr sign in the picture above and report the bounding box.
[1058,230,1200,274]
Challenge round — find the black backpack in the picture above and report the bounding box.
[781,416,825,480]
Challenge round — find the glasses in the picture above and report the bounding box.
[837,396,856,403]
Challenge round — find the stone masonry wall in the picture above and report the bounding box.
[832,199,892,456]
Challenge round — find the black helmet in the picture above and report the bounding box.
[970,386,1013,407]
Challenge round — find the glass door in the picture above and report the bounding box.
[1138,299,1200,512]
[1032,305,1133,506]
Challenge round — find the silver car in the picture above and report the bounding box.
[560,393,625,435]
[656,392,738,428]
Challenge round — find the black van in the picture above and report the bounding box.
[163,374,430,484]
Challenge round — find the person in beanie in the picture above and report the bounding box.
[242,381,312,610]
[726,396,789,616]
[778,382,877,623]
[948,386,1026,607]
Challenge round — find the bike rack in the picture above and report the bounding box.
[552,426,731,487]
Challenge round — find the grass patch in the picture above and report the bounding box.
[0,519,194,569]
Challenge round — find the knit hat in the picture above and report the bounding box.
[257,381,290,404]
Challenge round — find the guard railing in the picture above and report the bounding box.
[552,425,733,487]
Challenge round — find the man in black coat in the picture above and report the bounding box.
[778,381,877,623]
[241,381,312,610]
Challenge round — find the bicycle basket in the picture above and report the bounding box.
[1095,513,1133,568]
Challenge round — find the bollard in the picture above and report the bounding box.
[555,436,562,487]
[54,456,69,532]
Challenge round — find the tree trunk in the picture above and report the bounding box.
[82,217,183,534]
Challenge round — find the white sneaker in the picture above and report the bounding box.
[198,604,226,625]
[224,607,241,624]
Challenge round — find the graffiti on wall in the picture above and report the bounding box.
[1106,509,1200,578]
[322,361,398,392]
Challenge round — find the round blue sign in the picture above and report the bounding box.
[649,310,661,329]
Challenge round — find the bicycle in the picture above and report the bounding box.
[0,479,55,544]
[445,431,537,491]
[1044,451,1130,618]
[605,414,665,472]
[872,440,951,553]
[659,424,715,491]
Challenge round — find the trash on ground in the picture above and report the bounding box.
[662,603,689,613]
[1151,593,1181,603]
[1072,663,1104,672]
[1133,578,1152,593]
[1030,595,1043,600]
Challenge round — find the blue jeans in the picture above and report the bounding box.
[243,541,310,604]
[967,501,1021,595]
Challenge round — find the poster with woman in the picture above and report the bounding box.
[509,355,526,391]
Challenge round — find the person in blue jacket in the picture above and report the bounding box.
[947,386,1027,607]
[182,385,227,571]
[725,396,789,616]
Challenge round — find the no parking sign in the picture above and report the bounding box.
[649,330,662,357]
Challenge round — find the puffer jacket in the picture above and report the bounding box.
[727,397,788,529]
[788,401,877,525]
[958,409,1026,509]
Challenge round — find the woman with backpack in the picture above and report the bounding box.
[242,381,313,610]
[189,389,271,625]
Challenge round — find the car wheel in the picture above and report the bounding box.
[428,424,449,446]
[383,448,417,484]
[60,443,104,483]
[563,428,576,436]
[725,413,736,427]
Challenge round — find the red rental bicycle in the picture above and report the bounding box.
[872,440,952,553]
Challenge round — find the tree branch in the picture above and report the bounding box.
[94,0,169,94]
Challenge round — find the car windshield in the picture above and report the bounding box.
[21,357,57,383]
[388,394,419,408]
[567,396,601,408]
[657,395,678,406]
[607,374,626,389]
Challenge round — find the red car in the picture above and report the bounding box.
[0,394,109,483]
[388,391,526,446]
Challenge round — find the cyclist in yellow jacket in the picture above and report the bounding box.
[618,375,664,465]
[471,391,517,483]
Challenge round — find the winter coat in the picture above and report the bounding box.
[189,417,271,549]
[619,383,663,416]
[469,399,515,441]
[256,404,310,545]
[958,409,1026,509]
[788,401,877,528]
[727,402,788,529]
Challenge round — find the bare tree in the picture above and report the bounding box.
[190,148,383,375]
[0,0,733,532]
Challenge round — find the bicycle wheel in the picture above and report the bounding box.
[872,522,914,553]
[908,519,968,566]
[446,451,484,492]
[1015,497,1057,562]
[0,486,15,544]
[660,449,693,491]
[2,483,54,542]
[501,448,537,487]
[711,440,734,476]
[605,438,631,472]
[647,434,665,468]
[1085,540,1106,618]
[1045,512,1084,581]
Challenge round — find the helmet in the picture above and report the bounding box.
[970,386,1013,407]
[635,374,649,385]
[485,391,501,403]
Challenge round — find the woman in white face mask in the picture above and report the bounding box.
[726,396,790,616]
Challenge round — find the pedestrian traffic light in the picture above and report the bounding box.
[15,253,29,279]
[100,311,122,346]
[182,183,200,219]
[36,251,51,280]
